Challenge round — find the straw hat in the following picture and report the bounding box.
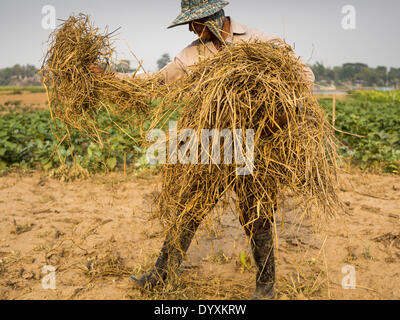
[168,0,229,42]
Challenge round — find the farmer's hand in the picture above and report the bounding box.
[89,63,104,75]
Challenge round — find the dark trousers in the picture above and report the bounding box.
[154,182,275,288]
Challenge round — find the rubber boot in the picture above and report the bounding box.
[250,219,276,300]
[130,219,200,289]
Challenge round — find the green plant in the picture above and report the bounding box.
[319,95,400,173]
[0,109,143,173]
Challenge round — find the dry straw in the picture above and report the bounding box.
[41,14,340,244]
[156,41,340,241]
[41,14,165,144]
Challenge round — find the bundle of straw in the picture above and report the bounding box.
[41,14,164,143]
[156,41,339,234]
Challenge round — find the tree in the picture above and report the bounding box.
[357,67,377,86]
[113,60,135,73]
[342,63,368,82]
[0,64,40,85]
[311,62,326,82]
[375,66,388,86]
[157,53,171,71]
[309,62,397,87]
[388,68,400,86]
[333,66,343,84]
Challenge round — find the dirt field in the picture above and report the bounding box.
[0,91,48,110]
[314,93,348,101]
[0,92,340,113]
[0,169,399,300]
[0,92,340,112]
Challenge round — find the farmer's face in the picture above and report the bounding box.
[189,20,213,41]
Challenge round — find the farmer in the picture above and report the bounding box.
[91,0,314,300]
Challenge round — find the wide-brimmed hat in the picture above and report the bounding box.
[168,0,229,29]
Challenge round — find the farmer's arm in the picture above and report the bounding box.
[89,64,156,80]
[90,60,186,85]
[158,58,188,84]
[114,56,187,84]
[115,43,194,84]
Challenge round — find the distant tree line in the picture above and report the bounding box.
[112,60,136,74]
[157,53,171,71]
[0,64,40,86]
[0,61,137,86]
[311,62,400,88]
[2,61,399,88]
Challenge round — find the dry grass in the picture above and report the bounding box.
[129,272,253,300]
[41,14,342,293]
[84,251,136,280]
[49,163,90,182]
[41,14,165,144]
[11,219,34,235]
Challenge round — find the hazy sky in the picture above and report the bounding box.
[1,0,399,71]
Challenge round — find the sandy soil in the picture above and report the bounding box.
[0,93,344,111]
[0,92,48,110]
[0,170,399,300]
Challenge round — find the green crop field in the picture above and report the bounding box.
[0,107,143,173]
[319,91,400,173]
[348,89,400,103]
[0,86,46,95]
[0,91,399,174]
